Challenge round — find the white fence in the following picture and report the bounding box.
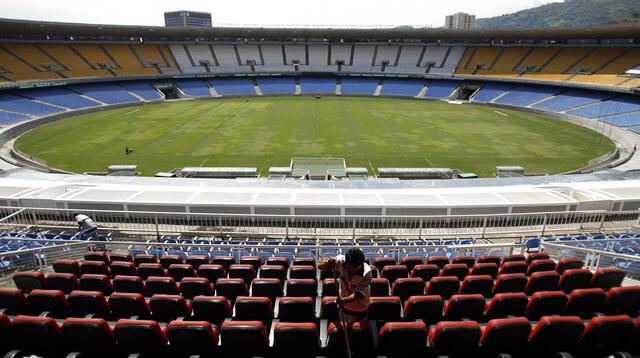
[0,206,638,241]
[542,241,640,279]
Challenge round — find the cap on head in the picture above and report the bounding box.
[345,248,365,266]
[72,212,80,219]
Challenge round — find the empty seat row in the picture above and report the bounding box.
[55,259,318,282]
[4,313,640,358]
[3,285,638,326]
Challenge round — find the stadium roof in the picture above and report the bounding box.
[1,18,639,41]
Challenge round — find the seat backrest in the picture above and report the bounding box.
[46,273,80,294]
[215,278,248,302]
[460,275,493,297]
[167,264,196,281]
[285,278,317,298]
[485,292,528,319]
[501,254,526,264]
[411,264,440,282]
[277,296,316,322]
[213,256,237,271]
[239,256,262,270]
[80,260,111,276]
[27,289,70,318]
[470,263,499,278]
[526,290,568,320]
[452,256,476,268]
[113,275,147,295]
[565,288,607,316]
[234,296,273,326]
[320,296,339,322]
[525,252,550,265]
[146,276,179,295]
[591,268,625,290]
[559,269,593,293]
[228,264,257,284]
[493,273,527,294]
[403,295,443,324]
[480,317,531,354]
[109,252,133,263]
[526,270,560,295]
[369,296,402,322]
[13,271,47,293]
[477,255,501,265]
[220,320,268,357]
[498,262,528,275]
[10,315,65,353]
[133,254,158,266]
[526,259,557,275]
[79,274,114,295]
[381,265,409,284]
[137,263,166,279]
[391,277,425,301]
[62,317,116,353]
[556,258,584,274]
[580,314,634,355]
[429,321,481,355]
[321,278,337,297]
[605,286,640,315]
[167,320,219,355]
[113,319,168,354]
[289,265,316,280]
[185,255,210,270]
[265,257,288,269]
[179,277,214,299]
[250,278,283,303]
[84,252,109,264]
[529,316,584,352]
[445,294,485,321]
[110,261,138,276]
[108,292,151,319]
[258,265,286,284]
[441,263,469,280]
[426,276,460,299]
[68,290,110,318]
[191,296,232,326]
[400,257,423,271]
[371,277,390,296]
[197,264,226,283]
[378,321,428,355]
[150,294,192,322]
[425,256,449,269]
[52,259,81,277]
[273,322,320,356]
[159,255,183,269]
[373,257,396,271]
[0,288,30,314]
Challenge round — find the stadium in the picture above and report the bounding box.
[0,7,638,358]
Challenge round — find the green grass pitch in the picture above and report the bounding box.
[14,96,615,177]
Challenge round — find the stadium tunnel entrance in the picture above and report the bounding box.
[457,84,481,100]
[153,82,179,99]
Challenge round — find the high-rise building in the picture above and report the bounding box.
[444,12,476,29]
[164,11,212,28]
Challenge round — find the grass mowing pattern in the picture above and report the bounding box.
[15,97,615,177]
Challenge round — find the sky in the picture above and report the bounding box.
[0,0,560,27]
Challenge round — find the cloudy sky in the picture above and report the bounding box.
[0,0,560,27]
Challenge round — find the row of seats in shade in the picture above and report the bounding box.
[1,285,639,325]
[2,314,640,358]
[55,252,583,284]
[13,267,626,303]
[75,251,558,272]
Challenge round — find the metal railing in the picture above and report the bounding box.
[0,241,87,277]
[0,206,638,241]
[542,241,640,279]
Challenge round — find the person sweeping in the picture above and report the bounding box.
[319,248,372,323]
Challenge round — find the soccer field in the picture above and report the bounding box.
[14,96,615,177]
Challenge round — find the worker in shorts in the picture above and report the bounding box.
[319,248,372,324]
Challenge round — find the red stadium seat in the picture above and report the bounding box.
[84,252,109,265]
[53,259,82,277]
[258,264,287,284]
[591,268,625,290]
[185,255,210,270]
[234,296,274,327]
[411,264,440,282]
[369,296,403,323]
[444,294,485,321]
[109,261,138,276]
[167,263,196,282]
[480,317,531,356]
[498,261,528,275]
[381,265,409,284]
[525,270,560,294]
[441,263,469,280]
[460,275,494,297]
[220,320,268,357]
[477,255,501,265]
[526,259,556,276]
[113,319,168,355]
[150,294,192,322]
[46,272,80,294]
[277,296,316,323]
[378,321,428,357]
[137,263,166,279]
[285,278,317,297]
[428,321,481,356]
[400,256,423,271]
[215,278,248,302]
[228,264,256,284]
[326,321,375,358]
[133,254,158,266]
[197,264,227,283]
[108,292,151,319]
[525,290,568,320]
[191,296,232,326]
[159,254,183,269]
[68,290,110,318]
[373,257,396,271]
[391,277,425,301]
[146,276,179,295]
[265,257,289,269]
[451,255,476,268]
[289,265,316,279]
[80,260,111,276]
[425,256,449,269]
[250,278,283,303]
[79,274,114,296]
[272,322,321,358]
[525,252,550,265]
[579,315,634,357]
[371,277,391,296]
[239,256,262,270]
[213,256,236,272]
[559,269,593,293]
[556,258,584,274]
[10,315,66,355]
[109,252,133,263]
[167,320,219,357]
[403,295,443,323]
[493,273,527,294]
[565,288,607,317]
[27,289,71,318]
[179,277,214,299]
[113,275,147,295]
[62,317,117,355]
[485,292,528,319]
[501,254,526,264]
[605,286,640,315]
[528,316,584,355]
[13,271,47,293]
[470,263,499,278]
[425,276,460,299]
[0,288,30,314]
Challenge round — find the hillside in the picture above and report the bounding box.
[476,0,640,29]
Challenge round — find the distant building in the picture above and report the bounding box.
[445,12,476,29]
[164,11,212,28]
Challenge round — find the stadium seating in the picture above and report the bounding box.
[495,86,561,106]
[256,77,296,93]
[340,77,379,94]
[380,78,426,96]
[68,83,139,104]
[208,77,256,95]
[299,76,337,93]
[422,80,461,98]
[120,81,163,100]
[567,95,640,118]
[175,79,212,96]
